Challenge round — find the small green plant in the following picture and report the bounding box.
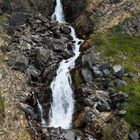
[0,90,5,124]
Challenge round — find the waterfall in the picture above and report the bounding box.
[52,0,65,22]
[37,100,47,127]
[49,0,83,129]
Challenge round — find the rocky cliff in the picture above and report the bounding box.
[0,0,140,140]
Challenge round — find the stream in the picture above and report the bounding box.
[49,0,83,129]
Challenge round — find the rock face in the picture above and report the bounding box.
[114,13,140,36]
[0,0,55,17]
[9,51,29,72]
[62,0,139,37]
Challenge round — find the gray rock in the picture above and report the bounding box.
[101,79,109,89]
[113,65,124,77]
[81,68,93,82]
[84,98,95,106]
[92,66,102,77]
[110,93,128,109]
[36,48,50,68]
[103,69,111,77]
[60,25,71,34]
[31,35,42,43]
[115,79,127,88]
[35,26,46,32]
[9,52,28,72]
[46,37,65,52]
[82,53,96,68]
[64,131,75,140]
[26,65,41,78]
[39,16,49,23]
[97,99,111,112]
[129,131,139,140]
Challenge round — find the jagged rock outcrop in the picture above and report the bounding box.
[62,0,140,37]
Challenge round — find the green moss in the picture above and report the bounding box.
[122,81,140,128]
[71,69,83,88]
[0,15,8,27]
[0,90,5,124]
[21,0,31,11]
[92,32,140,73]
[104,127,116,140]
[92,31,140,129]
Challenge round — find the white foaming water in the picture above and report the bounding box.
[52,0,65,22]
[49,0,83,129]
[37,100,47,127]
[77,136,81,140]
[88,135,96,140]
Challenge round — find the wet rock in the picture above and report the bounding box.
[81,68,93,82]
[9,51,28,72]
[36,47,50,68]
[60,25,71,34]
[64,131,75,140]
[113,65,124,77]
[62,50,74,59]
[25,65,41,78]
[129,131,139,140]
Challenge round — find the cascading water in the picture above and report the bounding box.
[37,100,47,127]
[52,0,65,22]
[49,0,83,129]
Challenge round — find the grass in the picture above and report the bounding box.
[92,32,140,73]
[0,15,8,27]
[0,90,5,125]
[92,31,140,129]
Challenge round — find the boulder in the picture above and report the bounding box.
[110,93,128,109]
[81,68,93,82]
[129,131,139,140]
[103,69,111,77]
[64,131,75,140]
[82,53,96,68]
[115,79,127,88]
[9,51,28,72]
[25,65,41,78]
[113,65,124,77]
[97,99,111,112]
[60,25,71,34]
[36,47,50,68]
[92,66,102,77]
